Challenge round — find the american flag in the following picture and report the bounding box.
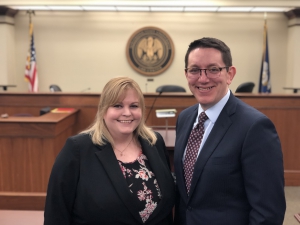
[24,22,38,92]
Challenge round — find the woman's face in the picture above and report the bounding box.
[104,89,142,139]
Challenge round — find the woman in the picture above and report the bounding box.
[44,77,175,225]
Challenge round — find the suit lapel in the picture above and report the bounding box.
[95,144,143,224]
[188,94,236,200]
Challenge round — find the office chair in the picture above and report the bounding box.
[156,85,186,93]
[49,84,62,92]
[235,82,255,93]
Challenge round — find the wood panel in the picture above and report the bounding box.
[237,94,300,185]
[0,93,300,209]
[0,192,46,210]
[0,110,78,210]
[0,92,196,132]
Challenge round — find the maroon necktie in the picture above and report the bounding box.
[183,111,208,194]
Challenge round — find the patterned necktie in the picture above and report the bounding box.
[183,111,208,194]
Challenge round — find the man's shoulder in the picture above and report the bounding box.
[180,104,198,115]
[230,96,270,122]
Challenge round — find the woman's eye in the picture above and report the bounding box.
[131,105,138,108]
[113,104,122,108]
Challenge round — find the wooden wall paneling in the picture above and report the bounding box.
[240,95,300,186]
[0,138,13,191]
[74,107,98,133]
[0,110,79,210]
[0,192,46,210]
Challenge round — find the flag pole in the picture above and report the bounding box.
[262,13,267,67]
[26,10,35,25]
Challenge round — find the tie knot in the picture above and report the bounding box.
[199,112,208,123]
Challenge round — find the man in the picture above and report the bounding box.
[174,37,286,225]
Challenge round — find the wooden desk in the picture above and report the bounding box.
[0,110,78,210]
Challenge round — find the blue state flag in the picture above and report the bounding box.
[259,20,271,93]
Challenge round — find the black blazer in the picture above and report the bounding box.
[44,132,175,225]
[174,92,286,225]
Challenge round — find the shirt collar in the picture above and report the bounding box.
[197,89,230,124]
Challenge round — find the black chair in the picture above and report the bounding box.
[156,85,186,93]
[49,84,62,92]
[235,82,255,93]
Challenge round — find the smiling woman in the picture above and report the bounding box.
[103,88,143,157]
[44,76,175,225]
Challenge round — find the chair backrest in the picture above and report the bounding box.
[235,82,255,93]
[49,84,62,92]
[156,85,186,93]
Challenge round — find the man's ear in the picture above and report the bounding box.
[184,69,188,79]
[227,66,236,85]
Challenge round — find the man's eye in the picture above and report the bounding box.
[189,69,199,74]
[208,67,219,72]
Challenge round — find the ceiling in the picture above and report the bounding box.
[1,1,300,12]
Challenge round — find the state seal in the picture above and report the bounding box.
[126,26,175,76]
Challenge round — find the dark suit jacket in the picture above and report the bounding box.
[174,92,286,225]
[44,132,175,225]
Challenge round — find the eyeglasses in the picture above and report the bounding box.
[185,66,229,79]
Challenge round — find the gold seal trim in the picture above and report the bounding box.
[126,26,175,76]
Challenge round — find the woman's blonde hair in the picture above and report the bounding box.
[81,76,157,146]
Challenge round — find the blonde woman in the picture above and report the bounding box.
[44,77,175,225]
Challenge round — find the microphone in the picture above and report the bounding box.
[145,90,163,124]
[81,87,91,92]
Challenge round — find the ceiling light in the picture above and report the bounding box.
[9,5,49,10]
[251,7,294,12]
[184,7,218,12]
[82,6,116,11]
[150,7,184,12]
[218,7,253,12]
[48,6,83,11]
[116,6,150,11]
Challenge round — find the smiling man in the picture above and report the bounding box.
[174,37,286,225]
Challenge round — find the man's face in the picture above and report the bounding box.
[185,47,236,110]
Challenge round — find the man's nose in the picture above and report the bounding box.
[198,70,209,81]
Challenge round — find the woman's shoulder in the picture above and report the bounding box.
[153,131,165,144]
[67,132,93,146]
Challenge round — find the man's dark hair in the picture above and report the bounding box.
[184,37,232,68]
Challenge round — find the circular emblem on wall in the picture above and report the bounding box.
[126,26,175,76]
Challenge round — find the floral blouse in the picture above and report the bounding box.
[118,152,161,223]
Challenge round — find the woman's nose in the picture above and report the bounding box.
[122,106,131,115]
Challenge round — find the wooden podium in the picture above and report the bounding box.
[0,110,78,210]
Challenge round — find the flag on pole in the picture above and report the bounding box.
[24,21,38,92]
[258,19,271,93]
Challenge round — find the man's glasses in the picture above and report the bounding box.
[185,66,229,79]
